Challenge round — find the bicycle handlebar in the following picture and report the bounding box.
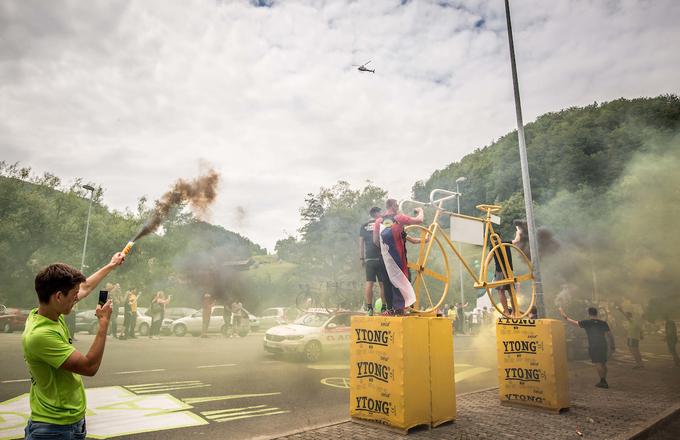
[429,189,460,206]
[398,199,429,213]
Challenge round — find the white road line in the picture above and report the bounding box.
[196,364,236,369]
[182,392,281,404]
[126,380,201,388]
[114,369,166,375]
[1,379,30,383]
[201,405,266,416]
[134,384,212,394]
[213,410,290,423]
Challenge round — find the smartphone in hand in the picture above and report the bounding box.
[98,290,109,306]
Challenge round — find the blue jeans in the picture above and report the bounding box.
[25,418,86,440]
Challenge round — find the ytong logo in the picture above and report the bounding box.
[502,340,544,354]
[497,317,536,327]
[354,396,394,416]
[504,393,544,404]
[356,361,394,383]
[354,328,394,346]
[504,367,546,382]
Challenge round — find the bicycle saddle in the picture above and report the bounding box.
[476,204,502,214]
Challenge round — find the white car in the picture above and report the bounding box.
[116,307,152,336]
[263,310,362,362]
[171,305,260,337]
[258,307,299,330]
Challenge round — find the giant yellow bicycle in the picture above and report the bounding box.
[400,189,536,318]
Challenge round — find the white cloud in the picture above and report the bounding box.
[1,0,679,250]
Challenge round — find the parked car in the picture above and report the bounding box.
[115,307,152,336]
[160,307,198,335]
[171,306,259,337]
[0,308,30,333]
[75,309,99,335]
[263,310,363,362]
[258,307,299,330]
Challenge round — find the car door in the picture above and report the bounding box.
[323,314,352,350]
[210,306,224,332]
[260,308,278,329]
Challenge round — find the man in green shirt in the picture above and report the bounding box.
[616,305,644,369]
[22,252,125,439]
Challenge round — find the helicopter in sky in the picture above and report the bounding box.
[352,60,375,74]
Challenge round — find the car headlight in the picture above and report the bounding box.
[286,335,304,340]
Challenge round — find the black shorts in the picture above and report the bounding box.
[627,338,639,348]
[589,346,608,364]
[365,259,387,282]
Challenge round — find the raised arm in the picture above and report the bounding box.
[559,307,580,327]
[61,300,112,377]
[77,253,125,301]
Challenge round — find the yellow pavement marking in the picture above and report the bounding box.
[205,407,280,419]
[201,405,266,416]
[182,392,280,405]
[455,367,491,383]
[213,410,290,423]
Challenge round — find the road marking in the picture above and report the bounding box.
[126,381,211,394]
[320,377,350,389]
[455,367,491,383]
[183,392,281,404]
[132,384,212,394]
[201,405,266,416]
[196,364,236,369]
[208,407,283,420]
[114,369,166,375]
[212,409,290,423]
[1,379,30,384]
[124,380,200,387]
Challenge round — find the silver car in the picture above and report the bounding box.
[171,306,260,337]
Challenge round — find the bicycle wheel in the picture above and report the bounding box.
[481,243,535,319]
[405,225,450,314]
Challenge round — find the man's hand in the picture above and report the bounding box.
[109,252,125,267]
[96,299,113,323]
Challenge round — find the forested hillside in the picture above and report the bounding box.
[0,163,264,309]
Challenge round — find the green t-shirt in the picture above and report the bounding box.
[22,309,85,425]
[627,317,643,340]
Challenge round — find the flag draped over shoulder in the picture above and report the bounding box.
[379,221,416,309]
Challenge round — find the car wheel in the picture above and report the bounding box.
[173,324,187,337]
[2,322,11,333]
[303,341,322,362]
[238,327,249,337]
[139,323,150,336]
[89,322,98,335]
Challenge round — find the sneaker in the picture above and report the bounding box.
[595,380,609,389]
[381,309,396,316]
[364,304,374,316]
[381,305,387,314]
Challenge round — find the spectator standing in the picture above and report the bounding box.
[106,283,120,339]
[201,293,213,338]
[455,302,468,334]
[663,316,679,367]
[560,307,615,388]
[149,291,171,339]
[120,290,131,340]
[359,207,387,316]
[126,290,139,339]
[230,300,243,337]
[616,306,644,369]
[22,253,124,439]
[372,199,424,315]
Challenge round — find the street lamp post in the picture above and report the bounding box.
[80,185,96,272]
[504,0,545,317]
[455,177,467,307]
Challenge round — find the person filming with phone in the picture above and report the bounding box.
[22,252,125,439]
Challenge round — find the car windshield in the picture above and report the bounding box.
[294,313,329,327]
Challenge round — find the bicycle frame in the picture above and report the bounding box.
[403,189,533,317]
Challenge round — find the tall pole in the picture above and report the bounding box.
[80,186,95,271]
[456,179,465,306]
[504,0,545,317]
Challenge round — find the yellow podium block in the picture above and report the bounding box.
[350,316,456,431]
[496,318,570,412]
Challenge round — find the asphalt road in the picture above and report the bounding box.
[0,327,499,440]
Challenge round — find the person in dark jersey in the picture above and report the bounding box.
[359,207,387,316]
[560,307,615,388]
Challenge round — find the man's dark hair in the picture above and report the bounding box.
[386,199,398,210]
[587,307,598,317]
[369,207,381,217]
[34,264,86,304]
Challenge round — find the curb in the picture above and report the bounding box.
[614,402,680,440]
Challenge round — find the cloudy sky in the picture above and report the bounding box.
[2,0,679,251]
